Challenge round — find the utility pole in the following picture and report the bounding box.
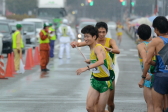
[130,0,132,17]
[165,0,168,16]
[154,0,158,15]
[2,0,6,16]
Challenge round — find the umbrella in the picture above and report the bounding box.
[130,17,152,26]
[158,43,168,65]
[148,15,157,23]
[166,15,168,20]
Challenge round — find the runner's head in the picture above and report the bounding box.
[137,24,151,41]
[152,16,168,36]
[81,25,98,46]
[95,22,108,39]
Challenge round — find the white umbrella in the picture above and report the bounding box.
[166,15,168,20]
[129,17,152,26]
[136,17,152,26]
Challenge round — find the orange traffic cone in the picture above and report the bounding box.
[0,55,7,79]
[11,52,17,75]
[34,47,40,65]
[29,48,35,67]
[4,54,14,77]
[25,49,32,70]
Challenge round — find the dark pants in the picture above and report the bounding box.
[49,40,55,58]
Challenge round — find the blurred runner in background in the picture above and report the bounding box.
[116,21,124,46]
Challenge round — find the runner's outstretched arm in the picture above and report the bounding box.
[76,46,105,75]
[70,41,87,48]
[109,39,120,54]
[104,39,120,54]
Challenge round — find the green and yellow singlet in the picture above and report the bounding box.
[90,44,110,78]
[104,38,116,67]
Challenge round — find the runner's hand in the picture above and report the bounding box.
[85,59,90,64]
[146,73,152,80]
[70,41,78,48]
[104,47,112,52]
[76,67,88,75]
[138,79,144,88]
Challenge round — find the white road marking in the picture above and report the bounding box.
[115,54,127,84]
[134,54,138,57]
[119,49,124,51]
[54,44,60,49]
[129,49,138,52]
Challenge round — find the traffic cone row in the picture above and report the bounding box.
[0,47,40,79]
[25,47,40,70]
[34,47,40,65]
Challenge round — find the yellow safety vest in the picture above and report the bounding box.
[12,31,24,49]
[49,27,56,40]
[40,30,50,44]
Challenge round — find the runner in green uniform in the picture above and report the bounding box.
[76,25,112,112]
[71,22,120,112]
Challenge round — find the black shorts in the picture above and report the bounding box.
[153,73,168,95]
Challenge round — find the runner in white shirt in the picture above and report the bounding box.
[57,19,75,59]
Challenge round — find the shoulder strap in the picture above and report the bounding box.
[105,38,111,47]
[142,41,149,46]
[159,36,168,45]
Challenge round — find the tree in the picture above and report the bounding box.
[6,0,37,14]
[134,0,154,16]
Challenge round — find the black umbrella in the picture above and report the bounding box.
[158,43,168,65]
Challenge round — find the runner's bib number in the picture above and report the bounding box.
[91,60,100,73]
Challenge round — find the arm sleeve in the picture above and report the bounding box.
[39,31,49,40]
[57,27,63,40]
[16,33,21,49]
[68,27,75,40]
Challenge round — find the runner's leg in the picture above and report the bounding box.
[152,88,164,112]
[86,86,99,112]
[143,86,154,112]
[163,94,168,111]
[97,89,110,112]
[108,80,115,112]
[118,35,122,46]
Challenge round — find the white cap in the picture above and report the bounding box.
[62,19,68,24]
